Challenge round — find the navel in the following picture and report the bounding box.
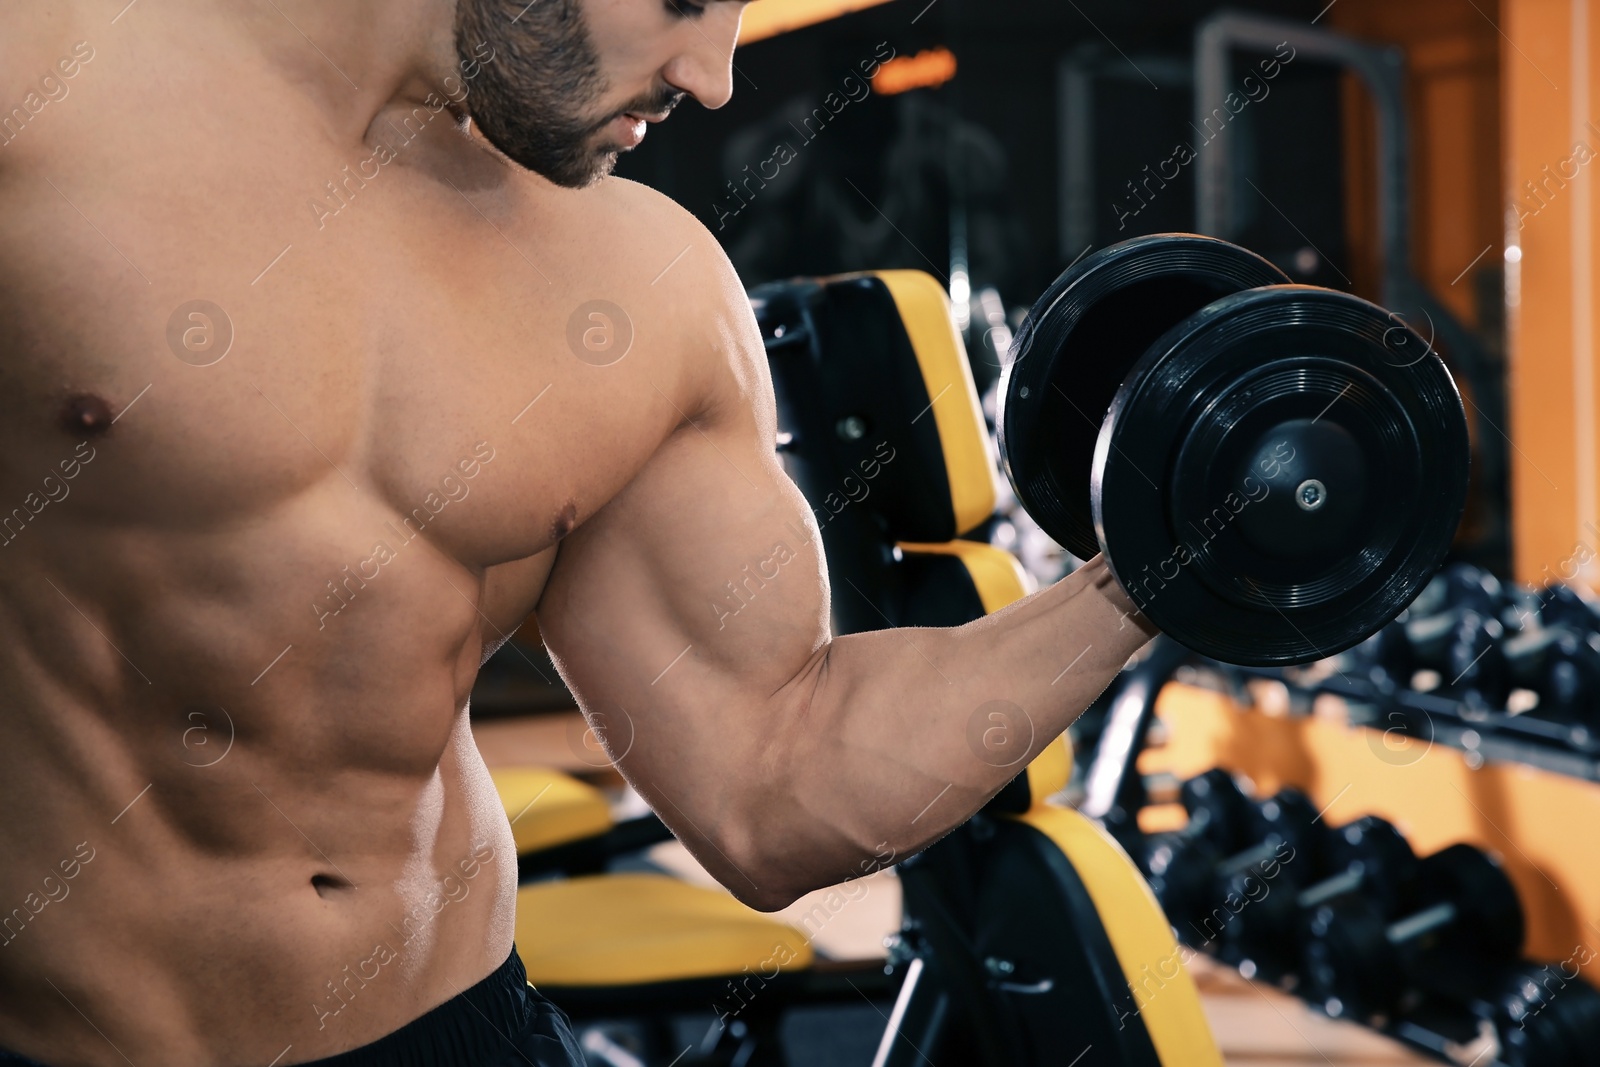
[60,393,114,438]
[311,873,354,898]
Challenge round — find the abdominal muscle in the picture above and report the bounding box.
[0,667,520,1067]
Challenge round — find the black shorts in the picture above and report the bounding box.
[0,946,583,1067]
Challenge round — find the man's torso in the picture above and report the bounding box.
[0,6,728,1063]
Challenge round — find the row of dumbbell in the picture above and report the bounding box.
[1138,771,1600,1065]
[1348,563,1600,724]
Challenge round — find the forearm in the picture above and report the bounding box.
[754,556,1156,906]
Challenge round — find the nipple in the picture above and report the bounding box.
[552,500,578,540]
[60,393,114,438]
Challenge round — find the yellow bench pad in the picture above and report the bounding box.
[515,874,815,987]
[1012,805,1223,1067]
[491,767,614,855]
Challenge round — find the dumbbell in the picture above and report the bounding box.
[1403,565,1512,700]
[1202,789,1326,954]
[1409,562,1506,621]
[1348,563,1513,699]
[1145,771,1254,927]
[1537,582,1600,635]
[1500,625,1600,724]
[1146,783,1315,942]
[1300,843,1524,1022]
[1484,961,1600,1067]
[1536,630,1600,724]
[1497,581,1600,720]
[1346,616,1413,688]
[997,233,1470,667]
[1408,614,1507,701]
[1219,814,1418,977]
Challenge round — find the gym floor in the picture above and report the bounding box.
[476,710,1436,1067]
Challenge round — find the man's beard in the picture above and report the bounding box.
[455,0,681,188]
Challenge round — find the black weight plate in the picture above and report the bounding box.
[1179,767,1252,853]
[1146,836,1221,931]
[1300,896,1400,1017]
[1348,618,1414,687]
[1249,788,1322,864]
[1094,285,1470,666]
[1550,975,1600,1064]
[1440,562,1507,617]
[1541,582,1600,634]
[998,234,1289,561]
[1486,962,1594,1067]
[1324,816,1420,915]
[1415,843,1524,961]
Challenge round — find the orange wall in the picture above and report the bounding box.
[1332,1,1503,324]
[1502,0,1600,587]
[1331,1,1506,559]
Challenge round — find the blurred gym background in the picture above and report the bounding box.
[478,1,1600,1064]
[616,0,1524,587]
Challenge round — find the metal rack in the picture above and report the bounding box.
[1187,660,1600,785]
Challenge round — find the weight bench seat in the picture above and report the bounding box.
[490,767,614,855]
[994,805,1224,1067]
[514,873,814,987]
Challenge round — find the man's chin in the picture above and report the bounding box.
[511,148,619,190]
[572,152,622,189]
[469,120,621,188]
[558,134,634,187]
[569,144,630,188]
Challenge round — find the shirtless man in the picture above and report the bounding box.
[0,1,1153,1064]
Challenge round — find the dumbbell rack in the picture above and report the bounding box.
[1188,665,1600,1063]
[1188,661,1600,786]
[1080,636,1600,1066]
[1118,685,1578,1067]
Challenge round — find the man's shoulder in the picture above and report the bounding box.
[564,177,764,422]
[504,172,736,296]
[591,175,704,231]
[496,169,762,428]
[589,176,735,279]
[528,174,747,324]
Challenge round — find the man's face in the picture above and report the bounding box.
[455,0,746,188]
